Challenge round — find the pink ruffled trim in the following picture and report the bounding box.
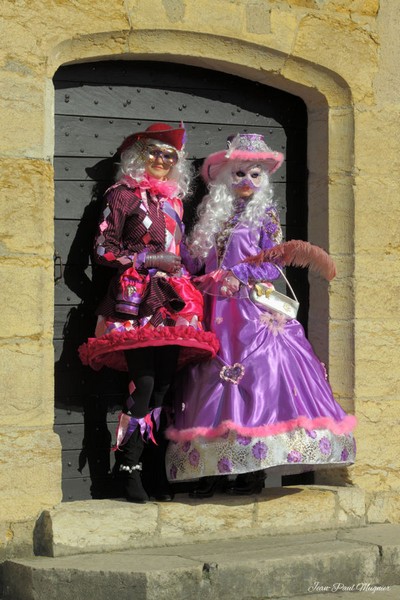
[79,325,219,372]
[166,415,357,442]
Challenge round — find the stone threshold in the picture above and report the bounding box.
[34,485,366,557]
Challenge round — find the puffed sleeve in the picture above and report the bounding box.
[231,207,282,283]
[94,186,147,270]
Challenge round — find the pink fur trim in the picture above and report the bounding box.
[201,149,284,182]
[166,415,357,442]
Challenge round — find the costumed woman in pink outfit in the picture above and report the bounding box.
[165,133,356,497]
[79,123,218,503]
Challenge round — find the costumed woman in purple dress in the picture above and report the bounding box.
[165,133,356,497]
[79,123,218,503]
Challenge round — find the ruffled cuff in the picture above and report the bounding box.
[231,262,281,284]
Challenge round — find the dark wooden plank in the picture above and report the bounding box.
[54,60,257,90]
[62,475,123,501]
[54,179,287,222]
[54,61,307,129]
[54,154,289,183]
[54,217,288,269]
[53,60,238,88]
[55,423,85,450]
[55,84,283,127]
[61,448,118,479]
[54,281,85,306]
[55,115,287,159]
[55,181,98,219]
[62,476,92,501]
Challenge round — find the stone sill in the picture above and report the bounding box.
[34,484,367,557]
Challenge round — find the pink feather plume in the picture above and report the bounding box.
[244,240,337,281]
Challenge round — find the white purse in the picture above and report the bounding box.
[250,266,299,320]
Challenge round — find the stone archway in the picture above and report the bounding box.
[48,30,355,495]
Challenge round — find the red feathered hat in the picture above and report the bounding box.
[118,123,186,154]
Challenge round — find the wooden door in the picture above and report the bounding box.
[53,60,307,500]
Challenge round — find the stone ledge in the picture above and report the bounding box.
[33,485,367,557]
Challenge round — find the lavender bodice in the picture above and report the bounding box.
[204,206,282,283]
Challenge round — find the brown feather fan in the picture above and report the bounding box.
[243,240,337,281]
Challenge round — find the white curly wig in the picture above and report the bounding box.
[116,138,192,198]
[188,160,276,259]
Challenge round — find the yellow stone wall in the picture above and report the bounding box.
[1,0,400,556]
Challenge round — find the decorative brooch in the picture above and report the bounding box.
[220,363,245,385]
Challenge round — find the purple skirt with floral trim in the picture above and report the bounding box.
[165,291,356,481]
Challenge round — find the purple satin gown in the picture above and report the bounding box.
[166,207,356,481]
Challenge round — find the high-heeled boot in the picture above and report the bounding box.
[118,426,149,503]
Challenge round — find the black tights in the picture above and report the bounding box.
[123,346,180,418]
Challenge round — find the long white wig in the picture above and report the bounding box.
[188,160,276,259]
[116,138,192,198]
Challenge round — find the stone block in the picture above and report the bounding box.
[0,428,61,522]
[256,486,338,534]
[339,523,400,585]
[126,0,244,35]
[328,107,355,176]
[328,179,355,255]
[367,492,400,525]
[0,264,53,339]
[326,320,354,399]
[245,2,271,35]
[334,485,366,525]
[356,412,400,474]
[285,0,378,14]
[352,463,400,495]
[355,109,400,178]
[354,180,400,252]
[354,319,400,397]
[354,253,400,318]
[34,500,159,557]
[293,13,378,104]
[329,276,354,322]
[0,73,50,158]
[308,175,329,248]
[1,0,128,58]
[158,496,255,540]
[50,31,130,76]
[375,1,400,103]
[0,341,54,426]
[0,520,35,562]
[0,159,54,253]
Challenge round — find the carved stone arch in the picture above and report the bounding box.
[50,33,354,499]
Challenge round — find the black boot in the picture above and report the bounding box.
[141,412,174,502]
[225,470,265,496]
[119,427,149,504]
[189,476,225,499]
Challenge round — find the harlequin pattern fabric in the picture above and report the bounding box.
[79,174,219,372]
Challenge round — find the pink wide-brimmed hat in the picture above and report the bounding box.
[201,133,284,183]
[118,122,186,154]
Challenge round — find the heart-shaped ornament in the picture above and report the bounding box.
[219,363,245,385]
